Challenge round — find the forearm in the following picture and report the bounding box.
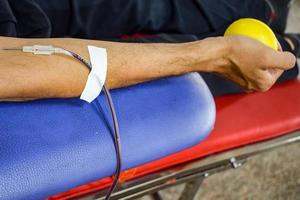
[0,36,226,100]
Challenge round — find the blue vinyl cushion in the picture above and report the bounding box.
[0,73,215,200]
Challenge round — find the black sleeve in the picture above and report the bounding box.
[0,0,51,38]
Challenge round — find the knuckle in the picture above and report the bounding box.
[254,85,267,92]
[258,86,270,92]
[257,81,272,92]
[254,78,272,92]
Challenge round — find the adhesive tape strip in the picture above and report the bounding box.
[80,45,107,103]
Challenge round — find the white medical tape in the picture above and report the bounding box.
[80,45,107,103]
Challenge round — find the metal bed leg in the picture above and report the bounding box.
[151,192,163,200]
[178,177,204,200]
[149,177,204,200]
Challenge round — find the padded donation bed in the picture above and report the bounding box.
[1,71,300,200]
[49,79,300,200]
[0,73,215,200]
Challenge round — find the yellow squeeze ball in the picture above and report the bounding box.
[224,18,278,50]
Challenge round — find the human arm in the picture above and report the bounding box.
[0,36,296,100]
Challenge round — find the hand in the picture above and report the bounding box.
[216,35,296,92]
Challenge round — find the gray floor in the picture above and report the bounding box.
[141,1,300,200]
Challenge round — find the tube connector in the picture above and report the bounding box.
[22,45,56,55]
[21,45,71,56]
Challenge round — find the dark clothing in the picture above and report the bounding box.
[0,0,51,37]
[0,0,271,39]
[0,0,298,96]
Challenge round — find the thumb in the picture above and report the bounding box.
[266,50,296,70]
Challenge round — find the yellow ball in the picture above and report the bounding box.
[224,18,278,50]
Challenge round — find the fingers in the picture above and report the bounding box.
[264,68,283,86]
[251,69,283,92]
[257,41,295,91]
[220,36,296,93]
[265,50,296,70]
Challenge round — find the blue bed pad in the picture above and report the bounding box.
[0,73,215,200]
